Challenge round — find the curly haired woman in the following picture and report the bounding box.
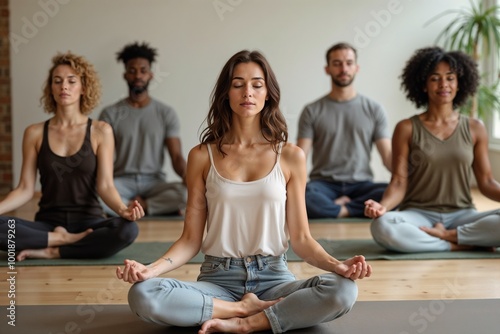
[0,52,144,261]
[365,46,500,253]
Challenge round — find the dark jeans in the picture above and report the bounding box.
[305,180,387,218]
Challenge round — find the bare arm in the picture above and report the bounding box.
[0,124,40,215]
[470,118,500,202]
[375,137,392,172]
[365,120,412,218]
[94,120,144,220]
[116,144,208,283]
[165,137,187,183]
[282,143,371,280]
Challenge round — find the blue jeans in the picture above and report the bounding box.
[305,180,387,218]
[100,174,187,216]
[128,254,357,333]
[371,208,500,252]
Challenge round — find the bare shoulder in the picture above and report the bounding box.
[187,144,211,178]
[23,121,45,142]
[91,119,114,141]
[188,144,210,165]
[468,117,487,132]
[281,142,306,163]
[395,118,413,132]
[468,116,488,141]
[24,121,44,135]
[393,118,413,139]
[280,142,306,180]
[91,119,113,135]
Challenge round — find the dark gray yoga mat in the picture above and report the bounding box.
[2,299,498,333]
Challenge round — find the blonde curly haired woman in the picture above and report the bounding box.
[0,52,144,261]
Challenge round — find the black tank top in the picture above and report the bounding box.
[35,118,104,221]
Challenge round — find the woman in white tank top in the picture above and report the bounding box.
[116,50,372,333]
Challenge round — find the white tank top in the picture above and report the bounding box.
[201,143,289,258]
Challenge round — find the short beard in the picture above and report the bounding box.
[128,81,150,95]
[332,75,354,88]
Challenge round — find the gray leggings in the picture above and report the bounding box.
[128,254,358,333]
[371,208,500,252]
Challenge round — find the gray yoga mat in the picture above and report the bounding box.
[2,299,499,334]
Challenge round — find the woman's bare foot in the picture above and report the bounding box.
[449,243,475,251]
[421,224,496,252]
[199,317,250,334]
[199,312,270,334]
[449,243,496,252]
[17,247,60,261]
[239,293,281,316]
[420,222,458,243]
[48,226,93,247]
[213,293,281,320]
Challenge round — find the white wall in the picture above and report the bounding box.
[10,0,471,187]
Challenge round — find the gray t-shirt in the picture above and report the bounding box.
[297,94,389,182]
[99,98,181,177]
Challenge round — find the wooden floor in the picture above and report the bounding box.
[1,189,499,306]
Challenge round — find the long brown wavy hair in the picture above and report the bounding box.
[199,50,288,155]
[40,52,101,115]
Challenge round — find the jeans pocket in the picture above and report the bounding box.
[199,260,224,274]
[266,258,290,274]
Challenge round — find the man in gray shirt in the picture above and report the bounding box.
[99,42,187,216]
[297,42,392,219]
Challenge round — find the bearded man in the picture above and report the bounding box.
[99,42,187,216]
[297,42,392,219]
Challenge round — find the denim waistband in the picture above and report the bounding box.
[204,254,285,270]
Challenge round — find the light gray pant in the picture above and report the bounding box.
[127,254,358,333]
[100,174,186,216]
[371,208,500,252]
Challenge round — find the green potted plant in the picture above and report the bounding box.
[425,0,500,119]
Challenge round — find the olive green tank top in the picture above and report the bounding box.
[399,114,475,212]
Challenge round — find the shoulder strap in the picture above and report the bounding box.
[85,118,92,141]
[276,142,284,163]
[43,119,49,138]
[207,144,215,166]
